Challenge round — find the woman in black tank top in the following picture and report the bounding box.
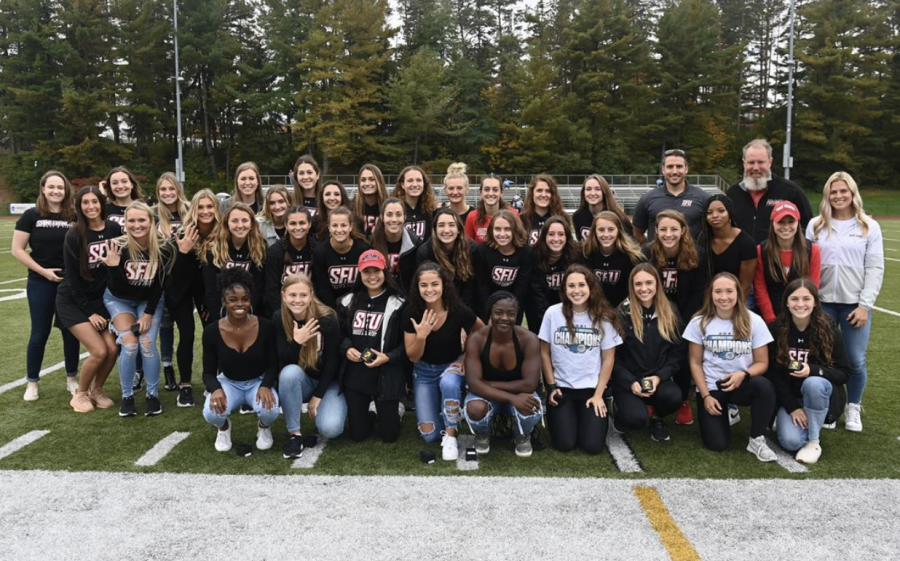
[463,292,543,458]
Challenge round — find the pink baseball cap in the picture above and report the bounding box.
[358,250,387,271]
[771,201,800,223]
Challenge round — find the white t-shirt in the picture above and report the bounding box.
[683,312,772,392]
[538,303,622,389]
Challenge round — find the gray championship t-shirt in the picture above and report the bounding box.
[682,313,772,392]
[538,303,622,389]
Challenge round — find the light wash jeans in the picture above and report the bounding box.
[412,361,465,443]
[103,289,164,398]
[822,303,871,404]
[776,376,832,451]
[463,391,543,437]
[279,364,346,438]
[202,375,280,428]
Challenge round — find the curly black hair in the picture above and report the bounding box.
[217,267,254,297]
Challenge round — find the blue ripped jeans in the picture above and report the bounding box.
[463,391,543,437]
[412,361,465,443]
[103,289,164,398]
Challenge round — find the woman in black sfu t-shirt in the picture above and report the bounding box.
[12,170,80,402]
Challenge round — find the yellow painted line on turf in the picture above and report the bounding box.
[633,486,700,561]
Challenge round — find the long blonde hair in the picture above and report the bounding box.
[279,274,336,370]
[695,272,750,339]
[202,203,266,268]
[811,171,870,239]
[583,211,643,264]
[114,201,174,283]
[181,189,221,244]
[648,210,700,271]
[625,263,680,343]
[154,172,189,237]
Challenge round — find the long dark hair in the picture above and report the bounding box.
[348,252,405,313]
[763,214,809,284]
[522,174,565,225]
[292,154,321,199]
[560,264,621,341]
[316,180,353,240]
[535,216,580,273]
[475,173,508,222]
[72,186,107,280]
[281,206,313,266]
[369,197,405,259]
[698,193,736,278]
[428,207,473,281]
[775,278,834,366]
[408,261,461,317]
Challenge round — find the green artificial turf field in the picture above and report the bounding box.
[0,217,898,479]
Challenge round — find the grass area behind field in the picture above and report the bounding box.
[0,220,899,479]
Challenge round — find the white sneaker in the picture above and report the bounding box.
[795,439,822,464]
[256,423,274,450]
[728,405,741,426]
[215,421,232,452]
[301,402,309,414]
[66,378,79,394]
[747,435,776,462]
[23,382,39,402]
[822,422,836,430]
[441,432,458,461]
[398,401,406,419]
[845,403,862,432]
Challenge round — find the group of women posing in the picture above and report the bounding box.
[16,161,881,466]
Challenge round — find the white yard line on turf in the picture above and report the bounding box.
[291,437,328,468]
[0,288,26,302]
[135,432,191,467]
[456,434,479,470]
[0,352,89,396]
[884,238,900,242]
[606,430,643,473]
[0,430,50,462]
[0,277,26,285]
[766,437,808,473]
[885,257,900,263]
[873,306,900,318]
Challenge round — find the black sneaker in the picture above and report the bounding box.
[132,370,144,391]
[163,366,177,391]
[650,417,670,442]
[405,390,416,412]
[282,434,304,459]
[239,404,253,415]
[119,396,136,417]
[177,386,195,407]
[145,395,162,416]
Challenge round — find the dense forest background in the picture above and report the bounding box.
[1,0,897,200]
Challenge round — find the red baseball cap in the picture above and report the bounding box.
[771,201,800,223]
[358,250,387,271]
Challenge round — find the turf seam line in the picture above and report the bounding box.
[0,352,90,396]
[135,432,191,467]
[291,436,328,469]
[0,430,50,462]
[767,437,809,473]
[456,434,479,470]
[633,485,701,561]
[607,429,644,473]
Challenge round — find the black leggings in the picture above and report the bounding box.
[344,389,401,443]
[696,375,776,452]
[612,379,682,430]
[171,298,197,384]
[546,387,608,454]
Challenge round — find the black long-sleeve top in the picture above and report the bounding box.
[201,241,265,319]
[415,240,477,310]
[641,246,709,321]
[107,242,173,315]
[767,321,850,414]
[612,301,686,392]
[473,243,535,322]
[264,238,315,316]
[61,224,114,309]
[202,317,279,391]
[168,246,205,314]
[272,309,342,399]
[311,239,369,309]
[583,247,642,308]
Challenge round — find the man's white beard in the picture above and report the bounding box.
[741,171,772,192]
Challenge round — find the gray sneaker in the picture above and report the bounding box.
[474,432,490,454]
[746,435,776,462]
[514,434,532,457]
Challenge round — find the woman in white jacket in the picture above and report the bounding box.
[806,171,883,432]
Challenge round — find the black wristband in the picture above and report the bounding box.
[546,383,558,393]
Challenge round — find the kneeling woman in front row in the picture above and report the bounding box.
[539,264,621,454]
[275,273,345,459]
[202,268,280,452]
[464,292,543,457]
[683,273,777,462]
[613,264,685,442]
[769,279,849,464]
[338,250,408,443]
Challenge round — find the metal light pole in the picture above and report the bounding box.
[173,0,185,183]
[783,0,797,180]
